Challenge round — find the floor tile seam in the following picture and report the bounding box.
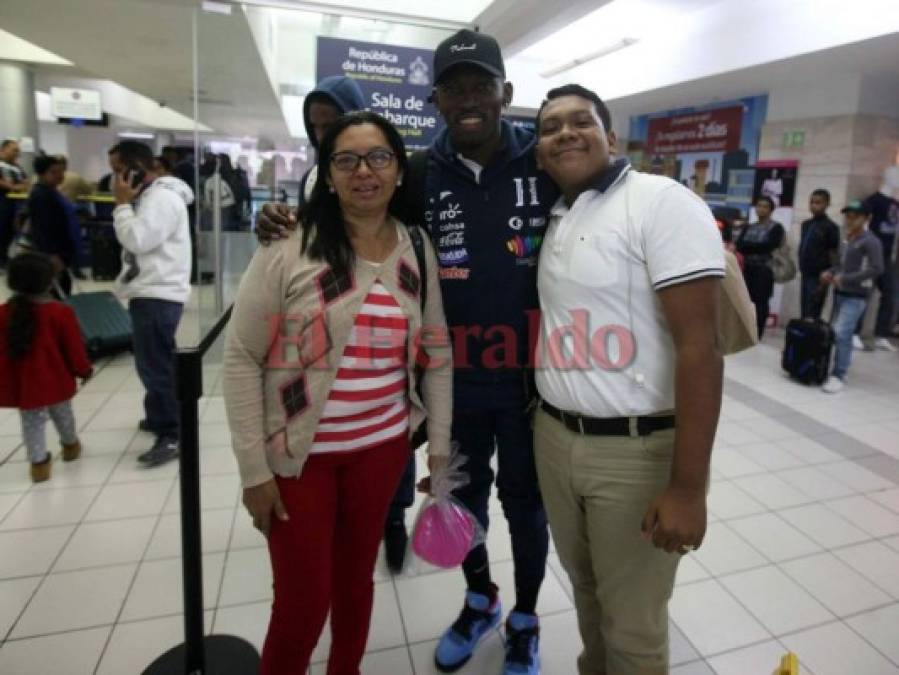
[210,573,408,614]
[771,558,896,617]
[700,553,840,637]
[1,520,111,642]
[697,614,837,660]
[772,615,899,671]
[0,357,119,468]
[386,571,417,675]
[306,640,414,667]
[0,502,230,535]
[816,546,899,602]
[800,498,899,540]
[719,457,888,495]
[208,505,242,631]
[723,376,899,485]
[6,527,244,577]
[723,433,883,469]
[703,531,899,585]
[1,440,141,645]
[92,476,182,673]
[0,473,170,501]
[704,480,899,665]
[680,634,795,670]
[1,621,114,646]
[12,498,885,581]
[839,608,899,669]
[716,480,898,545]
[0,490,29,531]
[685,545,845,653]
[545,553,575,604]
[0,360,127,532]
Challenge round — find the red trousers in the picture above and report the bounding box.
[260,435,411,675]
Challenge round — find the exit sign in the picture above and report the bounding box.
[783,130,805,149]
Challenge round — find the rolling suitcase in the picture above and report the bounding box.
[65,291,133,359]
[782,318,834,385]
[88,224,122,281]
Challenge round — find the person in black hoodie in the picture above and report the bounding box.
[798,189,840,319]
[257,30,558,675]
[298,75,366,206]
[25,155,77,297]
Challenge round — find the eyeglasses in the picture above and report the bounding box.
[330,149,396,173]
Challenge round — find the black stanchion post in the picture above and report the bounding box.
[144,322,258,674]
[178,348,205,673]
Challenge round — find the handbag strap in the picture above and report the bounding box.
[408,225,427,315]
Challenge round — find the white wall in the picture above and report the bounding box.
[507,0,899,110]
[858,73,899,118]
[766,74,864,122]
[37,121,67,156]
[64,126,120,181]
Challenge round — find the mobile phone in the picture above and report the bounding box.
[129,169,147,188]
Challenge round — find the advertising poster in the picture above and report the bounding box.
[752,160,798,210]
[316,37,443,151]
[627,95,768,215]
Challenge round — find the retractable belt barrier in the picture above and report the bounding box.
[144,305,260,675]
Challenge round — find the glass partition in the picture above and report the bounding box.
[0,0,456,347]
[190,3,456,341]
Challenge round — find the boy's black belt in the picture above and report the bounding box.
[540,400,675,437]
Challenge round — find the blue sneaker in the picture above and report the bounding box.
[435,584,502,672]
[504,612,540,674]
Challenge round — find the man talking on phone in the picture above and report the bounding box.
[112,141,192,467]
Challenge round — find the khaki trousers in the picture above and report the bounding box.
[533,408,681,675]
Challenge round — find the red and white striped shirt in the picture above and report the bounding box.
[311,279,410,453]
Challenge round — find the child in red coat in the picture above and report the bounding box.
[0,253,92,482]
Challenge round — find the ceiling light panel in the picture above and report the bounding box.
[242,0,493,25]
[0,28,72,66]
[518,0,698,65]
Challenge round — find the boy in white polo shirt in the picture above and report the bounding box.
[533,84,725,675]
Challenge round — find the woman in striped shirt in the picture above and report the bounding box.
[224,112,452,675]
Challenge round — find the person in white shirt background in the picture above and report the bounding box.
[531,84,725,675]
[112,140,191,468]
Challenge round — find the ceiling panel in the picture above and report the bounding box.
[240,0,492,25]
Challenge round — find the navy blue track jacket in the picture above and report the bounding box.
[410,121,559,410]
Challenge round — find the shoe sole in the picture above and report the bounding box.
[139,457,179,468]
[138,452,179,467]
[434,653,472,674]
[434,613,501,673]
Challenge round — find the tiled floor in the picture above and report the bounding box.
[1,289,899,672]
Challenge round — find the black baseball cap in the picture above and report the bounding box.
[433,29,505,84]
[841,199,871,216]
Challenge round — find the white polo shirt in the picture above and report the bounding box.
[535,163,725,418]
